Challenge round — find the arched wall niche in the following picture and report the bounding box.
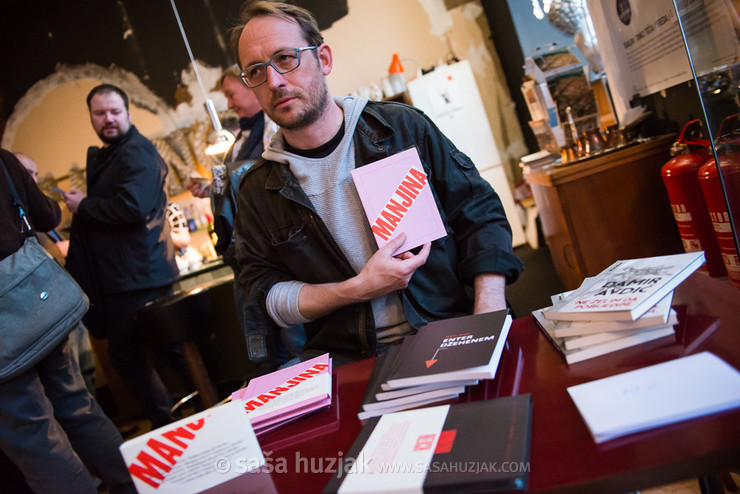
[2,62,226,195]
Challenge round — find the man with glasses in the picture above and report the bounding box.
[231,1,523,368]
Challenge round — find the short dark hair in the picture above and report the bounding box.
[230,1,324,68]
[86,84,130,111]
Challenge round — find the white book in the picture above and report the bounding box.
[357,392,462,421]
[544,252,704,322]
[375,379,478,401]
[566,327,674,364]
[120,401,264,493]
[552,293,675,337]
[563,310,678,350]
[363,385,466,412]
[568,352,740,443]
[349,406,451,489]
[565,326,658,350]
[533,309,676,364]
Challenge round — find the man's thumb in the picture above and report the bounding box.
[382,232,407,252]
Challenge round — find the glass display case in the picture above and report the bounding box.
[674,0,740,285]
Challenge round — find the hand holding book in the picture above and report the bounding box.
[354,231,431,295]
[297,232,431,321]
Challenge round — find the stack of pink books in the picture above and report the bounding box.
[231,353,333,435]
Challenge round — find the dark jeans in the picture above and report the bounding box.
[0,336,135,494]
[103,286,187,428]
[69,322,96,396]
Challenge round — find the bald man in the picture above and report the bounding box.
[14,152,38,182]
[13,153,69,259]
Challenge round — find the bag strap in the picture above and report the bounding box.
[0,155,34,235]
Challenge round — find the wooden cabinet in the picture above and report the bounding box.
[524,134,683,290]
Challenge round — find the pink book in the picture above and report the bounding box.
[351,147,447,255]
[251,398,331,436]
[231,354,332,429]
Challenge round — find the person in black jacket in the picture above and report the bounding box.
[0,149,135,493]
[187,65,277,258]
[64,84,182,427]
[186,65,302,369]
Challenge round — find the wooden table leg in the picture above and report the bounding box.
[179,340,218,408]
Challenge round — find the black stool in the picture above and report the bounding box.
[135,286,219,410]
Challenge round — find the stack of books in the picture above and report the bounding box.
[358,310,512,420]
[534,252,705,364]
[231,353,333,435]
[326,394,532,493]
[518,149,559,172]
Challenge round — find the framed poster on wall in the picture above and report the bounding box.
[586,0,739,122]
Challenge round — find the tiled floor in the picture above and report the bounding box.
[507,242,566,318]
[642,472,739,493]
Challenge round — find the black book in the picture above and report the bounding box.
[324,394,532,493]
[358,346,474,420]
[383,310,512,390]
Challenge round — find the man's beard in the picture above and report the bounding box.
[268,77,330,131]
[98,125,127,145]
[99,133,124,145]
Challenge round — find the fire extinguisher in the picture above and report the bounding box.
[698,114,740,288]
[661,120,726,277]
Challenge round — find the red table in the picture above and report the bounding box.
[235,273,740,493]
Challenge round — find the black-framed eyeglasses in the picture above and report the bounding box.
[239,46,319,88]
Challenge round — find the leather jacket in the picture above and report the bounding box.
[234,100,523,366]
[66,126,179,298]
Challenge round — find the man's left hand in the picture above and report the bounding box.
[186,181,211,198]
[64,190,86,214]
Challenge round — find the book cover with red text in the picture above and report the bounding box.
[351,146,447,254]
[231,353,332,434]
[550,292,675,337]
[120,401,265,494]
[324,395,532,493]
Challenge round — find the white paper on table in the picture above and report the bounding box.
[567,352,740,443]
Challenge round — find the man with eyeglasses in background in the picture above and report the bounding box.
[187,64,277,269]
[230,1,523,369]
[186,65,303,371]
